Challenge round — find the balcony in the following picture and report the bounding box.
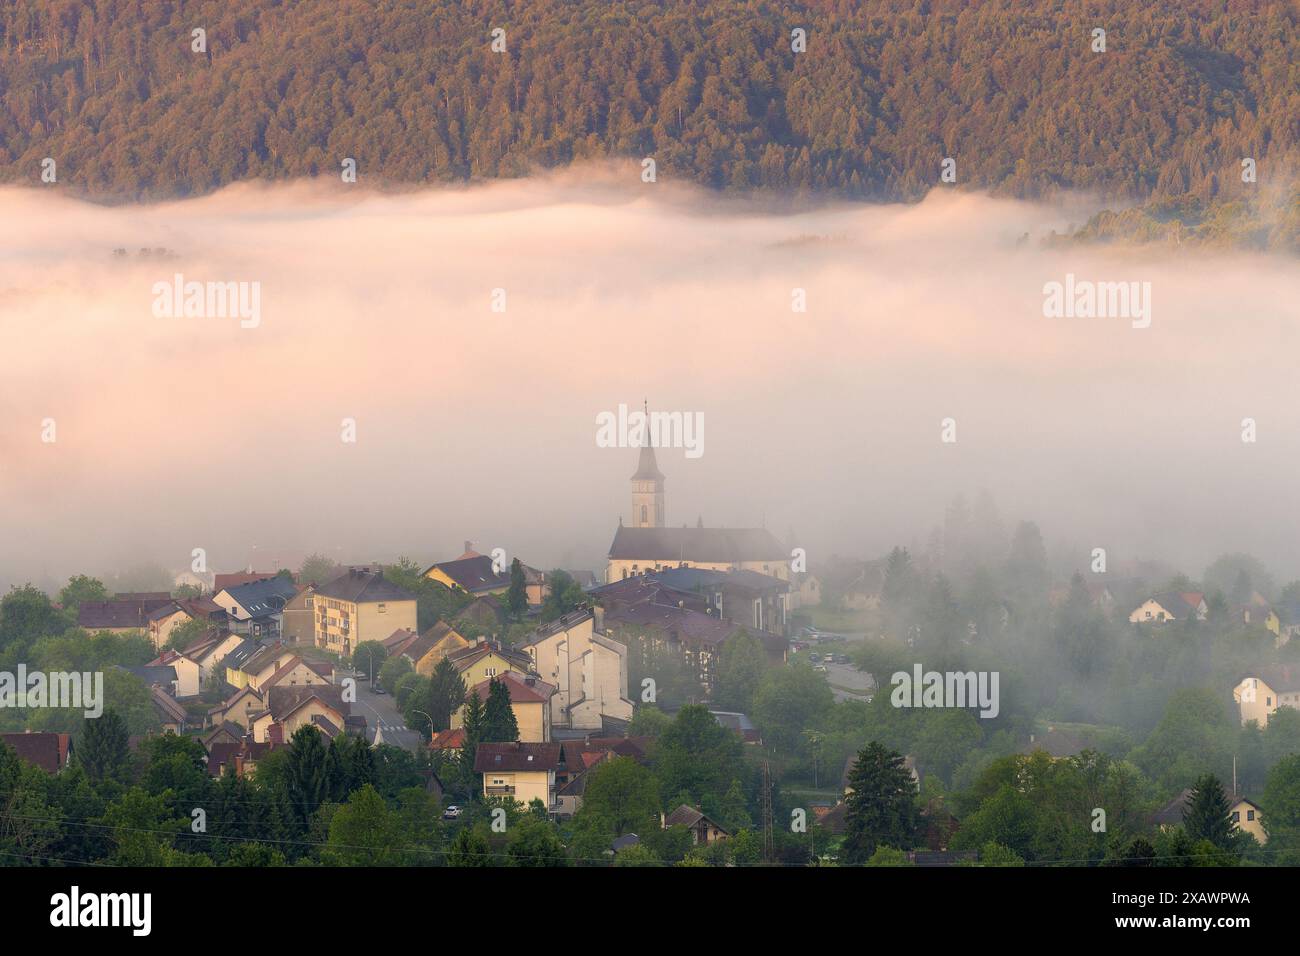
[485,785,516,797]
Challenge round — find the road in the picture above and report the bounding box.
[823,659,875,702]
[346,670,423,751]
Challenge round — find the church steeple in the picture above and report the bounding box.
[630,400,665,528]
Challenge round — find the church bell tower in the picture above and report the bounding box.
[630,403,665,528]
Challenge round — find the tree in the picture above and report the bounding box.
[378,654,412,695]
[578,757,660,836]
[299,554,342,586]
[842,742,920,864]
[482,678,519,743]
[750,662,834,754]
[507,558,527,619]
[713,630,766,713]
[94,787,188,865]
[447,825,493,866]
[164,616,217,653]
[352,641,388,681]
[1183,774,1236,852]
[426,657,466,732]
[0,585,69,653]
[653,705,746,807]
[458,689,487,780]
[58,576,108,614]
[286,726,330,824]
[865,846,913,866]
[76,710,132,784]
[540,571,586,622]
[507,815,567,867]
[323,784,403,865]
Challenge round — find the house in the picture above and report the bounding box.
[474,741,561,808]
[1152,788,1267,844]
[708,710,761,744]
[202,721,247,750]
[258,655,334,692]
[280,584,317,644]
[1129,591,1208,624]
[424,550,511,596]
[1233,665,1300,725]
[663,805,730,845]
[0,732,72,773]
[208,684,266,731]
[791,571,822,609]
[565,570,600,590]
[606,443,791,584]
[401,621,472,675]
[428,727,467,756]
[1275,601,1300,645]
[212,576,299,640]
[1230,796,1267,844]
[1231,604,1280,637]
[118,663,178,696]
[523,609,634,731]
[206,739,274,779]
[181,630,243,685]
[453,672,556,742]
[837,562,886,611]
[78,596,175,634]
[446,639,535,688]
[455,595,508,634]
[248,684,355,744]
[151,686,190,732]
[212,571,281,592]
[313,567,417,656]
[146,602,194,650]
[148,648,203,698]
[226,641,300,691]
[598,587,745,693]
[552,737,653,818]
[646,567,792,639]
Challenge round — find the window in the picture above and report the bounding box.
[1232,811,1240,822]
[378,603,387,613]
[1248,810,1256,821]
[640,505,647,524]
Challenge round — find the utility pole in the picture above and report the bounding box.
[761,759,774,862]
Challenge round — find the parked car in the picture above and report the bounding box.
[813,664,828,673]
[442,805,462,820]
[371,685,387,695]
[809,653,821,663]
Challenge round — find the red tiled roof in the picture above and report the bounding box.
[429,727,467,750]
[0,732,70,773]
[468,671,555,705]
[474,741,560,773]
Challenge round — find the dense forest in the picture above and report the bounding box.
[0,0,1296,246]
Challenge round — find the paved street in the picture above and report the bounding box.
[346,670,423,751]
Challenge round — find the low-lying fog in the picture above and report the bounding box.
[2,164,1298,591]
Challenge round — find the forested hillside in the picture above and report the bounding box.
[1,0,1296,244]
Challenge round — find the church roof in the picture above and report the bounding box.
[630,443,665,482]
[608,525,787,563]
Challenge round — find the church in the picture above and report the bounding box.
[605,443,790,584]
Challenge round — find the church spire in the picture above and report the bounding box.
[630,400,665,527]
